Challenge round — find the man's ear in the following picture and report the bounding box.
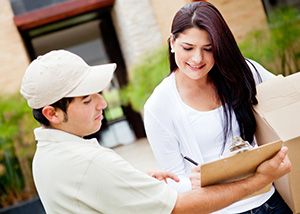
[42,106,63,125]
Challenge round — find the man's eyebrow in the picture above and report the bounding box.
[80,95,90,100]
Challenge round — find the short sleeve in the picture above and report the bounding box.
[80,149,178,214]
[246,59,275,84]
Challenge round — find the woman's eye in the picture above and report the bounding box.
[182,47,192,51]
[204,48,212,52]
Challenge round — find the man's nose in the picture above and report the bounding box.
[96,94,107,110]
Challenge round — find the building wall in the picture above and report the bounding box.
[0,0,29,95]
[151,0,268,43]
[208,0,268,42]
[150,0,187,43]
[112,0,163,71]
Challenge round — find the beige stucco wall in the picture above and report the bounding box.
[151,0,268,43]
[0,0,29,94]
[150,0,188,43]
[111,0,190,71]
[208,0,268,42]
[112,0,163,71]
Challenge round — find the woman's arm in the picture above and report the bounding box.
[144,108,192,192]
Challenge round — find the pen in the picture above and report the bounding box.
[183,156,199,166]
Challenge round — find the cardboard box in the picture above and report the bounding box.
[254,72,300,213]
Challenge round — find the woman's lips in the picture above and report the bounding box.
[187,63,205,71]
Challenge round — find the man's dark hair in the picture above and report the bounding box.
[32,97,74,126]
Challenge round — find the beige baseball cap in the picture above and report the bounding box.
[20,50,116,109]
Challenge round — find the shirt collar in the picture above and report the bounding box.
[34,127,99,145]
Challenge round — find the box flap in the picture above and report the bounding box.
[264,102,300,141]
[285,71,300,92]
[255,74,300,115]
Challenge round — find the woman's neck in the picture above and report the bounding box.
[174,70,220,111]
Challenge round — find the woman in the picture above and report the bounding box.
[143,2,291,213]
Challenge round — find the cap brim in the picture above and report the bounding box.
[65,63,116,97]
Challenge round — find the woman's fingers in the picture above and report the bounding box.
[148,171,180,183]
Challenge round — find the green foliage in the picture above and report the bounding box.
[0,94,38,208]
[103,88,124,121]
[121,47,170,112]
[239,6,300,76]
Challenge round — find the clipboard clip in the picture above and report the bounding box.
[223,136,253,157]
[229,136,253,153]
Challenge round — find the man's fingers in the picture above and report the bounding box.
[279,146,288,159]
[270,146,292,175]
[273,146,288,165]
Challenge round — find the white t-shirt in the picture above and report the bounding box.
[33,127,177,214]
[144,59,275,213]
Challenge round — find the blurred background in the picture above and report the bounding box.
[0,0,299,212]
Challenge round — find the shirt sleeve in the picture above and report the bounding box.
[246,59,275,84]
[86,149,178,214]
[144,107,192,192]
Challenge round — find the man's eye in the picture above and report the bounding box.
[83,99,91,104]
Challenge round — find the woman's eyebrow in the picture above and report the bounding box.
[181,42,194,46]
[181,42,211,46]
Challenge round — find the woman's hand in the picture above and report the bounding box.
[189,165,201,190]
[148,170,180,183]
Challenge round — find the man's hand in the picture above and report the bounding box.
[148,170,180,183]
[256,146,292,182]
[189,165,201,190]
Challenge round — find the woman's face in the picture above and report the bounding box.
[171,28,215,81]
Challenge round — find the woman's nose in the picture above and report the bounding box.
[191,51,202,63]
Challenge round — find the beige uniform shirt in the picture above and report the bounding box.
[33,127,177,214]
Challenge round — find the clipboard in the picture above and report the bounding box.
[201,141,282,187]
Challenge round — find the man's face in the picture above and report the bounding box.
[58,93,107,137]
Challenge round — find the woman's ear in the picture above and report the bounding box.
[170,34,175,53]
[42,106,62,125]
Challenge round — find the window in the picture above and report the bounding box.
[10,0,68,15]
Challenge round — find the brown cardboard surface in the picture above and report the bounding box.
[254,71,300,213]
[283,139,300,212]
[264,102,300,141]
[201,141,282,187]
[286,71,300,91]
[255,76,300,115]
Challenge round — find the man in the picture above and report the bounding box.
[20,50,291,214]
